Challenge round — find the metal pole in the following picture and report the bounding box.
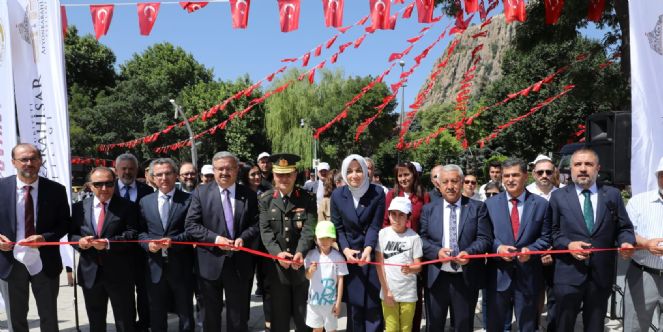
[398,60,406,164]
[170,100,198,169]
[72,246,81,332]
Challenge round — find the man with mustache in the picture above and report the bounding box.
[178,162,198,193]
[550,148,635,332]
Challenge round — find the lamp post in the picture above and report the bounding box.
[300,118,318,180]
[169,100,198,169]
[398,60,406,164]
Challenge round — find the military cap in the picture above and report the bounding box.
[270,153,301,174]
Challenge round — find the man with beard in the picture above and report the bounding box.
[550,148,635,332]
[257,152,274,190]
[179,162,198,193]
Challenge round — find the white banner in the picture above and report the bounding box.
[630,2,663,195]
[8,0,71,199]
[0,2,18,179]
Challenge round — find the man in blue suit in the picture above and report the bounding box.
[420,164,493,332]
[138,158,194,331]
[484,159,551,332]
[550,147,635,332]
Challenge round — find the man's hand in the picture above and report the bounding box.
[277,252,293,269]
[518,247,531,263]
[541,253,553,265]
[78,236,95,250]
[18,235,45,248]
[644,238,663,256]
[497,245,517,262]
[215,236,233,250]
[358,247,372,267]
[568,241,592,261]
[437,248,452,261]
[232,238,244,251]
[291,252,304,270]
[619,242,635,259]
[148,241,162,253]
[0,234,14,251]
[160,238,172,249]
[455,251,470,266]
[343,248,361,264]
[91,239,109,251]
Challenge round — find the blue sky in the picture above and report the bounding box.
[60,0,604,110]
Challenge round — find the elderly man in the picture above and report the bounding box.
[179,162,198,193]
[0,144,70,332]
[428,165,444,203]
[303,161,330,207]
[550,148,635,332]
[623,157,663,331]
[419,164,492,332]
[185,151,260,332]
[138,159,194,332]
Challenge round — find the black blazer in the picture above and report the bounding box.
[69,196,138,289]
[185,183,259,281]
[138,189,193,283]
[0,176,70,280]
[550,184,635,288]
[114,180,154,203]
[419,196,493,289]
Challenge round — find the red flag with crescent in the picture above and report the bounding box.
[323,0,344,28]
[278,0,301,32]
[478,0,487,20]
[230,0,251,29]
[587,0,604,22]
[61,6,68,37]
[503,0,525,23]
[465,0,478,13]
[137,3,160,36]
[90,5,114,40]
[416,0,434,23]
[369,0,391,30]
[179,2,209,13]
[544,0,563,24]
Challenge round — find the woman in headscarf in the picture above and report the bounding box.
[331,154,385,332]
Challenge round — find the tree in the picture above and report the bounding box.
[64,26,117,98]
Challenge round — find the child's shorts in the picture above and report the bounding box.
[305,304,337,330]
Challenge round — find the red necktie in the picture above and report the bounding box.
[24,186,35,237]
[98,202,107,235]
[510,198,519,239]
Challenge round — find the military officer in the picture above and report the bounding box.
[259,154,316,332]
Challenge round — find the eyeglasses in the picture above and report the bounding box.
[153,172,174,178]
[464,180,477,185]
[91,181,115,189]
[535,170,554,176]
[14,157,40,164]
[485,192,499,197]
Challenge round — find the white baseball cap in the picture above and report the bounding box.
[656,157,663,175]
[201,164,214,175]
[257,152,270,162]
[388,196,412,214]
[317,162,330,171]
[411,161,423,173]
[529,154,553,166]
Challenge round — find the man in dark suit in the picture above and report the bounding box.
[69,166,139,332]
[114,153,154,331]
[550,147,635,332]
[259,153,316,332]
[185,151,260,332]
[138,158,194,332]
[0,143,70,332]
[419,164,492,332]
[484,159,551,332]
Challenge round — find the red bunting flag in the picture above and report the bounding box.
[465,0,478,13]
[544,0,563,24]
[302,52,311,66]
[278,0,301,32]
[403,3,415,18]
[450,11,472,34]
[387,14,397,30]
[416,0,435,23]
[503,0,526,23]
[479,0,487,21]
[314,45,323,56]
[90,5,114,40]
[587,0,604,22]
[179,2,208,13]
[137,3,160,36]
[230,0,251,29]
[394,0,405,3]
[323,0,344,28]
[61,6,68,37]
[369,0,391,30]
[326,35,338,48]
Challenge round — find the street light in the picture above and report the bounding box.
[398,60,406,164]
[300,118,318,180]
[169,99,198,169]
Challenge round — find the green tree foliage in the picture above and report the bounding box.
[265,69,398,169]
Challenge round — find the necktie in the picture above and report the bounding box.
[223,189,234,239]
[582,190,594,233]
[98,202,106,236]
[510,198,520,239]
[24,186,35,238]
[160,194,171,228]
[282,194,289,207]
[123,186,131,200]
[448,203,459,271]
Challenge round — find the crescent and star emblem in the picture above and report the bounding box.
[236,0,247,10]
[328,0,339,11]
[283,3,296,19]
[374,0,386,12]
[191,4,201,11]
[505,0,519,10]
[97,9,108,24]
[143,5,156,21]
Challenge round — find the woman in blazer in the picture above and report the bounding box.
[331,154,385,332]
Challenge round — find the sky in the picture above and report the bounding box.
[60,0,605,113]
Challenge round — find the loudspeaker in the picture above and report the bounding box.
[585,111,631,185]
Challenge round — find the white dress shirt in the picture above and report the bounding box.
[14,178,42,276]
[505,191,526,223]
[441,199,462,273]
[118,181,137,202]
[627,190,663,269]
[574,183,598,223]
[526,182,557,201]
[93,197,112,249]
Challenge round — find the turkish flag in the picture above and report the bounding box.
[90,5,114,40]
[465,0,478,13]
[503,0,526,23]
[479,0,487,21]
[402,3,415,18]
[387,14,397,30]
[416,0,434,23]
[179,2,208,13]
[323,0,344,28]
[278,0,301,32]
[587,0,604,22]
[137,3,160,36]
[544,0,563,24]
[369,0,391,30]
[230,0,251,29]
[302,52,311,66]
[61,6,68,37]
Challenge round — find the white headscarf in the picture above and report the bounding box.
[341,154,370,200]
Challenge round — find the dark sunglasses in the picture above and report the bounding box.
[535,170,553,176]
[91,181,115,189]
[485,192,499,198]
[464,180,477,185]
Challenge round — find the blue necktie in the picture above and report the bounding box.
[123,186,131,200]
[223,189,234,239]
[160,195,171,229]
[449,204,459,271]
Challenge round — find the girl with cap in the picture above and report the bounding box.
[330,154,386,332]
[376,197,423,332]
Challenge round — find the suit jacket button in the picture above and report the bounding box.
[286,248,291,252]
[285,227,289,232]
[285,217,289,221]
[272,209,276,212]
[285,238,290,242]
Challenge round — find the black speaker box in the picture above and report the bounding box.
[585,111,631,185]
